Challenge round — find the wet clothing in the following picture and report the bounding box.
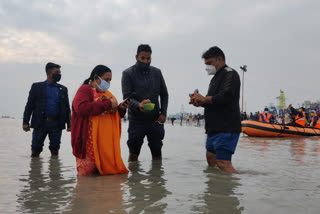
[91,89,128,175]
[71,85,113,158]
[127,120,165,157]
[31,121,62,153]
[203,65,241,134]
[72,86,128,175]
[202,65,241,161]
[206,133,240,161]
[23,80,71,153]
[122,63,168,157]
[121,63,169,121]
[76,118,96,175]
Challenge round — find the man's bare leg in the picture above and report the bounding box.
[206,152,217,167]
[128,153,139,162]
[216,160,238,174]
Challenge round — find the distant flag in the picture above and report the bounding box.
[279,90,286,109]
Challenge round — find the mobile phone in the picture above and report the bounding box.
[123,97,131,104]
[123,92,135,104]
[189,89,199,97]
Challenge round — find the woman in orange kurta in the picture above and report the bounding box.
[91,89,129,174]
[72,65,129,175]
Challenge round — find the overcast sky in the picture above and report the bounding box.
[1,0,319,117]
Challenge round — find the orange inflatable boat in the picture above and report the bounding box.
[242,120,320,137]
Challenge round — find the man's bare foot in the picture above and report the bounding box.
[206,152,217,167]
[216,160,238,174]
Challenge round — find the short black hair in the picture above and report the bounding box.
[137,44,152,55]
[45,62,61,73]
[202,46,225,61]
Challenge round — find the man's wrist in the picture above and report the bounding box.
[137,103,143,110]
[204,96,213,104]
[160,112,166,117]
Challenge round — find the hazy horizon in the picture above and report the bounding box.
[1,0,319,118]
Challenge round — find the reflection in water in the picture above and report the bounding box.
[193,168,243,214]
[64,174,128,214]
[241,136,320,166]
[311,139,320,153]
[17,157,75,213]
[240,136,274,152]
[290,138,307,164]
[124,161,171,214]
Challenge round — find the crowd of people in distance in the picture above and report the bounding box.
[241,105,320,129]
[167,113,204,126]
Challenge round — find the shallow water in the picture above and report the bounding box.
[0,119,320,213]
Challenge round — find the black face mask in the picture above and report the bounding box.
[52,73,61,82]
[136,61,150,72]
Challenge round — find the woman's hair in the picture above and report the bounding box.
[83,65,111,85]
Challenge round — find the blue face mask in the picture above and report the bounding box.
[97,76,110,92]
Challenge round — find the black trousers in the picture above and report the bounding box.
[127,120,165,157]
[31,121,62,152]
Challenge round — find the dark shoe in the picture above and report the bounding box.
[31,150,40,158]
[50,149,59,156]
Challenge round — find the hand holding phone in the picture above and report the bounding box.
[189,89,199,105]
[123,97,131,105]
[124,92,136,104]
[120,93,135,109]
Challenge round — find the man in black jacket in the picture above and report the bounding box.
[189,46,241,173]
[122,44,169,162]
[23,62,71,157]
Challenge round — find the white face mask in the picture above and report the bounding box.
[206,65,217,75]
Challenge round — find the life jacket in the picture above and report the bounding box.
[295,111,306,127]
[259,112,270,123]
[311,116,320,129]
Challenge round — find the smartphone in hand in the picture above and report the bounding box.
[123,98,130,105]
[189,89,199,97]
[123,92,136,104]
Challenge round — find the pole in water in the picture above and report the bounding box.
[240,65,247,112]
